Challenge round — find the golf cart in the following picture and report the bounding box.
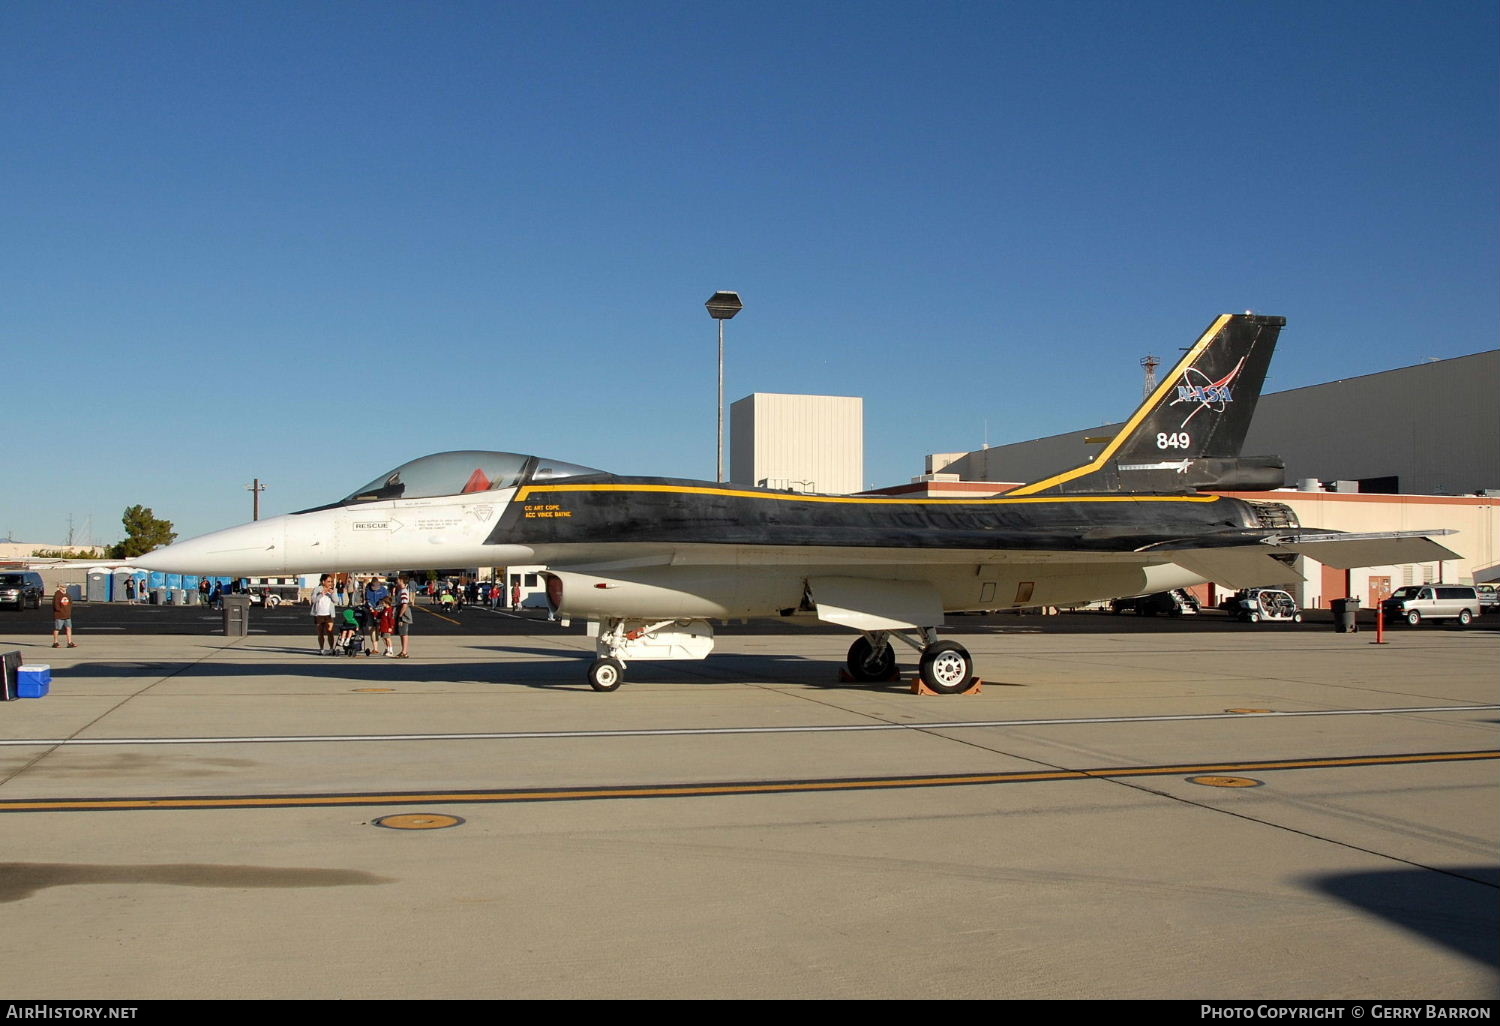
[1228,588,1302,623]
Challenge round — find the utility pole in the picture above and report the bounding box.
[247,479,266,521]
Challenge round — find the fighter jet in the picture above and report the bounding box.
[136,313,1458,691]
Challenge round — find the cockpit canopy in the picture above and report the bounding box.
[337,451,606,505]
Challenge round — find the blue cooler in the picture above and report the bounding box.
[17,664,50,698]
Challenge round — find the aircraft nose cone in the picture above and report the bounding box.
[134,519,289,575]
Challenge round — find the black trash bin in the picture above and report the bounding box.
[222,595,252,637]
[1331,597,1360,633]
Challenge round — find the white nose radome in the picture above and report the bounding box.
[134,517,289,576]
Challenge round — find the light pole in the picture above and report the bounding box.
[705,291,743,482]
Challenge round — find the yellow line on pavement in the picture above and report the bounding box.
[0,750,1492,814]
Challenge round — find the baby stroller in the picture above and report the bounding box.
[336,608,368,657]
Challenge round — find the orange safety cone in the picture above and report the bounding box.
[911,676,983,696]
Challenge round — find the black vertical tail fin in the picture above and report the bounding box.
[1011,313,1286,495]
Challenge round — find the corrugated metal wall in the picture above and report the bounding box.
[730,393,863,494]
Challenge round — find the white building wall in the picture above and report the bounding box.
[730,393,863,494]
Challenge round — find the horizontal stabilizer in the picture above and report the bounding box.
[1155,530,1459,589]
[1260,530,1460,570]
[810,576,943,631]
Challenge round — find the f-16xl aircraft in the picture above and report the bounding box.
[137,313,1458,691]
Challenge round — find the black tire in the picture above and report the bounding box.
[1457,609,1472,626]
[918,641,973,694]
[846,636,897,682]
[1292,613,1303,624]
[1406,610,1421,626]
[588,658,624,692]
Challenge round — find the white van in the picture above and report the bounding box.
[1381,585,1481,626]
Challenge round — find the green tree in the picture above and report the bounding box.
[107,506,177,559]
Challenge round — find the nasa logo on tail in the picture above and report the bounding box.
[1170,356,1246,427]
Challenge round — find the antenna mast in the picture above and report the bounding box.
[1140,355,1160,399]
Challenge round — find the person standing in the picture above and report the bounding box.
[363,578,389,656]
[394,575,413,658]
[511,580,521,611]
[376,597,398,657]
[51,585,77,648]
[310,574,338,654]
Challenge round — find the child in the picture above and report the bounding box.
[336,606,361,654]
[377,597,398,657]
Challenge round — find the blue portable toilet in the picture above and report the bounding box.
[86,571,111,602]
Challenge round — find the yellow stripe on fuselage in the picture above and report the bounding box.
[1007,313,1235,496]
[515,482,1223,506]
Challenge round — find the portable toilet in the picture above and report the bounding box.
[86,571,111,603]
[111,569,133,602]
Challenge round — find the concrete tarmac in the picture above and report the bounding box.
[0,612,1496,1000]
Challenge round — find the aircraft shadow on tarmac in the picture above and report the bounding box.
[1309,866,1500,969]
[0,863,394,904]
[51,648,986,691]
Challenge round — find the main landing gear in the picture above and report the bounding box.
[846,629,975,694]
[582,620,975,694]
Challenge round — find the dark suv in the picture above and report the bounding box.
[0,571,44,610]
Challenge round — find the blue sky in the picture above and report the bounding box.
[4,0,1496,545]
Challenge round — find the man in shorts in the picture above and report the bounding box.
[310,574,337,654]
[51,585,77,648]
